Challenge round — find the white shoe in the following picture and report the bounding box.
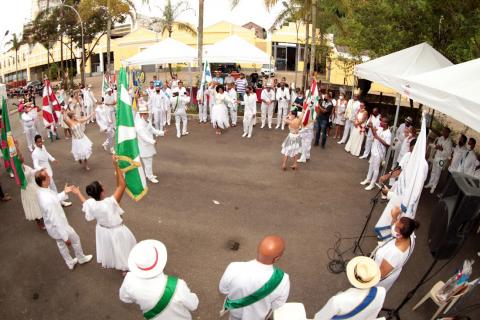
[359,155,368,159]
[177,133,181,138]
[182,132,189,136]
[247,135,252,138]
[430,187,435,194]
[268,126,272,129]
[61,201,72,207]
[261,124,265,129]
[67,258,78,270]
[78,254,93,265]
[242,133,247,138]
[281,127,285,130]
[365,183,375,191]
[360,179,370,185]
[9,172,14,178]
[275,126,280,130]
[148,177,159,184]
[103,144,108,151]
[297,158,306,163]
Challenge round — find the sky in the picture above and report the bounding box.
[0,0,285,52]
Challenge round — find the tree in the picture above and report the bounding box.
[149,0,197,76]
[6,33,22,82]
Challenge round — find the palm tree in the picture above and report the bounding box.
[149,0,197,76]
[6,33,22,82]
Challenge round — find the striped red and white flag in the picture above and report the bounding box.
[302,79,319,126]
[42,79,60,129]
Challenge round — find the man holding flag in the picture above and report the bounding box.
[42,79,60,142]
[298,79,319,163]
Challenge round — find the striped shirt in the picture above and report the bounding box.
[235,78,247,94]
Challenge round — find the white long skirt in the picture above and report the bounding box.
[71,135,93,161]
[211,103,230,129]
[345,127,364,156]
[281,133,302,157]
[21,183,42,221]
[96,224,137,271]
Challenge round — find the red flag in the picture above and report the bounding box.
[302,79,319,126]
[42,79,60,129]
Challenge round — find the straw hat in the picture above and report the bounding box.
[346,256,381,289]
[137,101,149,114]
[128,240,167,279]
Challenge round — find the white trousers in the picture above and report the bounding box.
[276,101,289,129]
[362,132,374,157]
[261,103,274,128]
[243,114,255,137]
[300,127,314,160]
[103,127,115,150]
[175,111,188,137]
[55,228,88,268]
[142,156,154,179]
[427,158,446,189]
[152,108,164,131]
[198,103,208,122]
[339,119,353,143]
[24,126,36,150]
[85,102,94,121]
[366,154,382,184]
[229,104,237,125]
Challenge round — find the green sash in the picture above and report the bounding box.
[143,276,178,320]
[224,266,285,310]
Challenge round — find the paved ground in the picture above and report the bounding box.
[0,108,479,320]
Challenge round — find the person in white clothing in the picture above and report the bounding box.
[359,108,381,159]
[21,103,37,152]
[241,86,257,138]
[119,239,199,320]
[135,103,164,184]
[227,83,238,126]
[83,85,97,123]
[425,127,453,193]
[260,84,275,129]
[332,94,347,139]
[149,85,164,131]
[361,116,392,191]
[457,138,477,175]
[95,98,115,154]
[197,86,208,123]
[338,93,360,144]
[161,82,173,126]
[448,134,468,173]
[206,83,216,121]
[35,169,93,270]
[145,81,156,100]
[104,88,117,126]
[219,235,290,320]
[313,256,386,320]
[275,83,290,130]
[211,85,232,135]
[391,117,413,167]
[71,156,136,274]
[170,87,190,138]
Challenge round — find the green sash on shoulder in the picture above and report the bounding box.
[144,276,178,320]
[224,266,285,310]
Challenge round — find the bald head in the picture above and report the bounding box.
[256,235,285,265]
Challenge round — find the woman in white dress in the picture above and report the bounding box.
[211,85,232,135]
[371,207,418,291]
[281,109,302,170]
[71,156,136,274]
[333,95,347,139]
[62,110,93,170]
[345,102,368,156]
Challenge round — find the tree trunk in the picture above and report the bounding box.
[46,0,50,79]
[197,0,204,71]
[15,51,18,82]
[106,0,111,75]
[60,8,65,89]
[294,22,300,88]
[302,16,310,90]
[309,0,317,82]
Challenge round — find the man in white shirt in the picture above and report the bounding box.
[448,134,468,173]
[391,117,413,168]
[227,83,238,127]
[219,235,290,320]
[275,83,290,130]
[120,240,199,320]
[135,103,164,184]
[35,169,92,269]
[103,88,117,125]
[145,81,156,99]
[149,85,164,131]
[338,93,360,144]
[260,84,275,129]
[197,87,208,123]
[361,116,392,191]
[170,87,191,138]
[161,82,173,126]
[313,256,386,320]
[458,138,477,176]
[359,108,381,159]
[241,86,257,138]
[83,85,97,123]
[425,127,453,193]
[21,103,37,152]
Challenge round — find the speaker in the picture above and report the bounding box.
[428,173,480,259]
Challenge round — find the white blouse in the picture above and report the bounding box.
[82,196,124,228]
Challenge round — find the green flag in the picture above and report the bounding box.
[1,97,27,189]
[115,67,148,201]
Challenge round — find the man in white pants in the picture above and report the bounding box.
[424,127,453,194]
[35,169,92,270]
[161,82,172,126]
[227,83,238,126]
[361,116,392,190]
[338,93,360,144]
[391,117,413,168]
[135,103,164,184]
[359,108,381,159]
[149,85,164,131]
[242,86,257,138]
[170,88,190,138]
[457,138,477,176]
[197,86,208,123]
[21,103,37,152]
[83,85,97,123]
[298,121,314,163]
[275,83,290,130]
[260,84,275,129]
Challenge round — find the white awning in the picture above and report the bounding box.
[124,37,197,66]
[204,35,270,64]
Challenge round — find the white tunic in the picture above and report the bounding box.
[135,115,163,158]
[344,99,360,121]
[170,95,191,114]
[313,287,386,320]
[449,145,468,173]
[36,187,71,241]
[243,94,257,118]
[276,88,290,106]
[32,146,55,177]
[227,88,238,109]
[120,272,199,320]
[149,92,164,111]
[84,88,97,106]
[371,127,392,160]
[433,136,453,160]
[458,150,478,176]
[260,89,275,108]
[95,105,111,132]
[21,111,36,129]
[219,260,290,320]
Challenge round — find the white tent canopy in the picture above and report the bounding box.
[204,35,270,64]
[403,58,480,132]
[124,37,197,66]
[355,42,453,94]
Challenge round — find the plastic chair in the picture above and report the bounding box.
[273,303,309,320]
[412,279,477,320]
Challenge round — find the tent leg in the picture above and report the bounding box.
[189,64,192,97]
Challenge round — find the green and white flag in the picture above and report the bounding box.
[115,67,148,201]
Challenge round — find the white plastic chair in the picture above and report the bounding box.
[273,303,310,320]
[412,279,478,320]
